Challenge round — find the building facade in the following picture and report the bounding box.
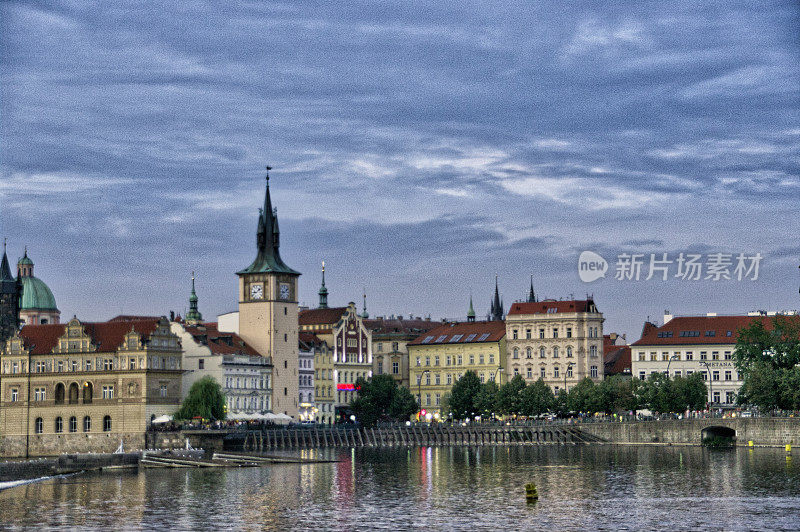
[171,321,271,416]
[298,333,321,422]
[408,321,507,419]
[505,299,604,393]
[630,312,784,407]
[367,315,438,388]
[0,316,182,457]
[299,306,345,424]
[236,175,301,419]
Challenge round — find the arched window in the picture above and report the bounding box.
[553,347,559,358]
[103,416,112,432]
[83,382,93,404]
[526,347,532,359]
[68,383,79,404]
[567,347,573,358]
[69,416,77,433]
[55,383,65,404]
[513,348,519,359]
[55,417,63,433]
[35,417,43,434]
[539,347,546,358]
[83,416,91,432]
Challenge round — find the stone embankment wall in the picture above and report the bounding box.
[578,418,800,446]
[0,452,140,482]
[0,432,147,458]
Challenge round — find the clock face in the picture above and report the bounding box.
[250,283,263,300]
[279,283,291,300]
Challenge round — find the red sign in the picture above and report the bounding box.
[337,383,359,391]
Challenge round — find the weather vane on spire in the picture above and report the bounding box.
[265,165,272,182]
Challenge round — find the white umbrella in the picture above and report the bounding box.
[152,414,173,424]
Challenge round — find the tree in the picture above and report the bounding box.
[567,378,601,413]
[474,381,499,417]
[350,374,417,427]
[496,374,527,415]
[175,376,226,421]
[448,371,482,419]
[598,376,639,413]
[519,379,555,416]
[673,373,707,411]
[736,362,782,411]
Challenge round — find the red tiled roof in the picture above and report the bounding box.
[631,314,800,346]
[182,322,261,357]
[19,318,161,355]
[109,315,163,322]
[408,321,506,346]
[299,307,348,326]
[604,346,632,376]
[507,299,598,316]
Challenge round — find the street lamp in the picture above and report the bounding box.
[564,362,574,392]
[700,360,714,412]
[417,369,431,417]
[493,367,504,384]
[666,354,679,374]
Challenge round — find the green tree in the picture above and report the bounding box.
[496,374,527,415]
[448,371,482,419]
[673,373,707,411]
[474,381,500,417]
[598,376,640,413]
[350,374,417,427]
[736,362,782,411]
[175,376,226,421]
[519,378,555,416]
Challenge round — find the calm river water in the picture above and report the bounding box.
[1,445,799,530]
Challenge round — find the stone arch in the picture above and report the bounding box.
[68,382,80,404]
[54,382,66,404]
[701,425,736,445]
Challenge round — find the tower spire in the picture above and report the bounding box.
[490,274,503,321]
[318,260,329,309]
[361,289,369,319]
[527,275,537,303]
[467,293,476,322]
[186,271,203,324]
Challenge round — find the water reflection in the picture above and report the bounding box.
[1,446,799,530]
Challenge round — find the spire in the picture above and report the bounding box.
[238,167,300,276]
[467,294,476,322]
[527,275,537,303]
[490,275,504,321]
[186,271,203,323]
[0,242,13,283]
[318,261,329,309]
[361,289,369,318]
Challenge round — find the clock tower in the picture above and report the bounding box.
[237,170,301,418]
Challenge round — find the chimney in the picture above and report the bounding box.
[663,310,673,325]
[706,312,717,317]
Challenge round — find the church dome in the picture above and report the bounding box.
[20,276,58,311]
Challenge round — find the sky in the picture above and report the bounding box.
[1,1,798,340]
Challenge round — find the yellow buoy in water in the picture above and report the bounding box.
[786,444,792,454]
[748,440,754,448]
[525,482,538,502]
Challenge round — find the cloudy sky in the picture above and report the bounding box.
[1,1,798,339]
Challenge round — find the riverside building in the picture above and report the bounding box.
[505,299,604,393]
[0,316,182,457]
[408,320,507,419]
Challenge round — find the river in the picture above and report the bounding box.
[1,445,798,530]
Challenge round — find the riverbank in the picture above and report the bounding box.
[0,453,140,482]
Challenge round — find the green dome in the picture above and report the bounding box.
[20,276,58,311]
[18,255,33,266]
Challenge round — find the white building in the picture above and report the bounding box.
[630,312,781,407]
[171,321,272,416]
[298,333,321,422]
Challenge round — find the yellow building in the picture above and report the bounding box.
[408,321,506,418]
[0,316,182,457]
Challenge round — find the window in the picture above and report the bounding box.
[480,373,485,383]
[392,362,399,374]
[435,373,441,385]
[713,391,720,404]
[35,361,45,372]
[85,360,92,371]
[512,330,518,340]
[553,329,559,338]
[712,352,720,360]
[526,348,532,359]
[469,355,474,365]
[449,335,463,343]
[435,356,440,366]
[35,387,46,401]
[724,371,732,381]
[55,417,63,433]
[553,367,560,378]
[489,354,495,364]
[416,357,421,367]
[540,367,546,378]
[425,373,431,385]
[435,393,441,405]
[526,367,532,379]
[553,347,559,358]
[57,360,64,372]
[377,343,383,352]
[726,392,735,404]
[539,329,545,339]
[376,362,383,375]
[638,354,645,362]
[425,394,430,406]
[566,328,572,338]
[724,351,732,360]
[700,352,707,360]
[479,354,484,364]
[102,385,114,399]
[347,339,357,347]
[590,366,598,378]
[425,357,430,366]
[421,336,434,344]
[10,388,18,402]
[513,367,519,376]
[198,359,204,370]
[639,371,646,380]
[477,333,490,341]
[566,347,573,358]
[35,417,43,434]
[465,334,477,342]
[69,416,77,433]
[447,374,452,385]
[590,346,597,357]
[160,385,167,397]
[435,335,448,343]
[55,383,65,404]
[567,365,573,378]
[457,355,463,365]
[513,348,519,359]
[539,347,545,359]
[674,371,682,378]
[103,359,113,371]
[103,416,112,432]
[686,352,693,361]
